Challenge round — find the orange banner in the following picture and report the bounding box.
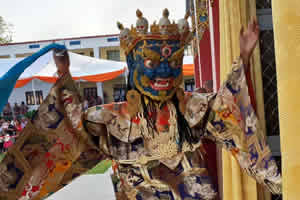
[182,64,195,76]
[15,69,126,88]
[15,64,195,88]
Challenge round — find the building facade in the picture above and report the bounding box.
[0,34,194,107]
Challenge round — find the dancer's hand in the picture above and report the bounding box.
[240,18,260,70]
[53,49,70,77]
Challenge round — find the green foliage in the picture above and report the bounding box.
[0,153,5,162]
[24,110,37,119]
[0,16,13,44]
[87,160,112,174]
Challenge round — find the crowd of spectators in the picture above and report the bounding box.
[0,102,29,153]
[0,118,28,152]
[2,102,29,120]
[83,95,103,111]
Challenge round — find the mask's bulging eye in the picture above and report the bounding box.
[161,46,172,58]
[144,59,154,69]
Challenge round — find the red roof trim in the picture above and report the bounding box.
[0,33,120,46]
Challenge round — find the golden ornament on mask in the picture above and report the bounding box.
[158,91,167,97]
[130,25,138,35]
[142,46,161,62]
[126,89,141,117]
[118,9,192,55]
[144,96,150,106]
[141,75,150,87]
[150,21,160,33]
[168,47,184,62]
[127,89,141,104]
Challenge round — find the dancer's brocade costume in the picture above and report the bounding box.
[0,9,281,200]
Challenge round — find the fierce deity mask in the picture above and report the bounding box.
[118,9,192,102]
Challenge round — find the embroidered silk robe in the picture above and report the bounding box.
[0,60,281,200]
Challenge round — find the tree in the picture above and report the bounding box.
[0,16,13,44]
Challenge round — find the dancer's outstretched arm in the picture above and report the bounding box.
[184,20,281,194]
[0,50,108,200]
[205,58,282,194]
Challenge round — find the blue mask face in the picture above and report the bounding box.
[127,39,184,101]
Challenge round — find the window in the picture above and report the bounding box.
[256,1,282,200]
[107,50,120,61]
[25,90,43,105]
[184,79,195,92]
[29,44,40,49]
[90,51,94,57]
[84,87,98,99]
[0,55,10,59]
[70,40,81,46]
[107,37,119,42]
[113,85,126,102]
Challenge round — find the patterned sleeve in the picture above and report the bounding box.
[206,59,282,194]
[0,73,107,200]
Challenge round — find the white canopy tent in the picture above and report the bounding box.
[0,51,127,79]
[0,52,127,109]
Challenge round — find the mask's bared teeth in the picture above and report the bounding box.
[149,78,173,90]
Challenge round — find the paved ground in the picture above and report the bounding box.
[47,169,116,200]
[0,153,115,199]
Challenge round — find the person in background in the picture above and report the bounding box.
[2,103,12,120]
[103,92,108,104]
[0,119,3,133]
[20,101,29,116]
[15,119,22,133]
[96,96,103,105]
[13,103,21,118]
[20,117,27,129]
[1,121,9,131]
[10,117,16,127]
[0,134,3,153]
[83,98,89,111]
[7,123,16,143]
[3,133,12,152]
[0,119,3,153]
[1,121,10,152]
[204,80,214,93]
[88,95,96,107]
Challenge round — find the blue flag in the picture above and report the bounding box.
[0,43,66,113]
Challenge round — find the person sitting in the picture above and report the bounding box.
[2,103,12,120]
[15,119,22,133]
[96,96,103,105]
[20,117,27,129]
[20,101,29,116]
[83,98,89,111]
[3,133,12,152]
[88,96,96,107]
[13,103,21,118]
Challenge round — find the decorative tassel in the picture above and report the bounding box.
[176,88,186,115]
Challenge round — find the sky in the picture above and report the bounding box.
[1,0,186,43]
